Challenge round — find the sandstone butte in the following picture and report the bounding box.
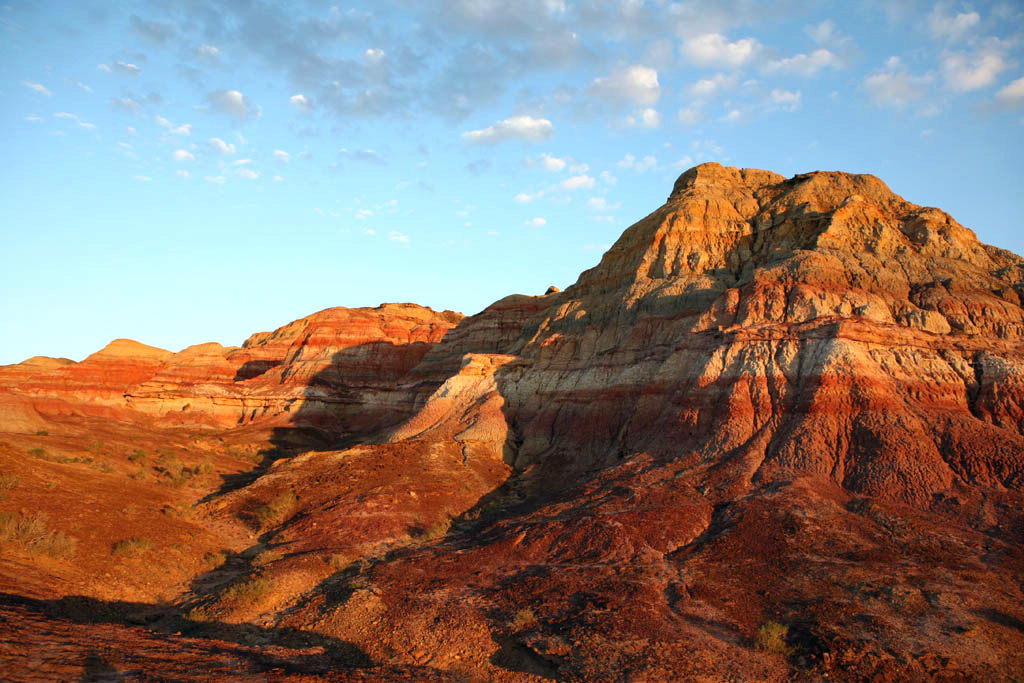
[0,163,1022,681]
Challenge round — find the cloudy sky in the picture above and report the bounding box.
[2,1,1023,363]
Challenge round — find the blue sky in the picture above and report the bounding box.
[2,1,1023,364]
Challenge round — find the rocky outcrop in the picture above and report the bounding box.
[0,304,462,436]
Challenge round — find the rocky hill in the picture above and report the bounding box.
[1,164,1022,681]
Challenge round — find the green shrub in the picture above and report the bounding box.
[0,474,19,490]
[254,549,284,565]
[35,430,48,436]
[0,512,76,558]
[252,490,298,529]
[111,537,155,558]
[221,576,274,605]
[27,448,46,457]
[756,621,793,657]
[127,448,147,463]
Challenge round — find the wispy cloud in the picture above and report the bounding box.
[22,81,53,96]
[462,115,553,144]
[207,90,259,121]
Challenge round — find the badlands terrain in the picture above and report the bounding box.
[1,163,1023,681]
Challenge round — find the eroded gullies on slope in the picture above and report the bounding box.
[1,164,1022,680]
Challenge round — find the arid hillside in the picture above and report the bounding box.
[2,164,1022,681]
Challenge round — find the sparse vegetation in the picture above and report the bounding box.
[221,575,274,605]
[203,551,228,569]
[510,608,538,632]
[756,621,793,657]
[127,448,147,463]
[0,512,76,558]
[414,518,451,541]
[252,490,299,529]
[185,606,212,622]
[0,474,19,489]
[27,447,46,457]
[111,537,155,558]
[35,430,48,436]
[254,548,284,565]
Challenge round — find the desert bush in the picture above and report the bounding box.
[252,490,298,529]
[35,430,48,436]
[254,549,284,565]
[0,474,19,489]
[756,621,793,657]
[203,551,228,569]
[0,512,76,558]
[221,575,274,605]
[111,537,155,558]
[27,448,46,457]
[127,448,147,463]
[510,608,537,632]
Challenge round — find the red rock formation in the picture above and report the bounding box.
[0,304,462,436]
[2,164,1023,681]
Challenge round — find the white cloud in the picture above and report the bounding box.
[587,197,620,211]
[170,124,191,136]
[272,175,284,182]
[678,105,703,125]
[176,169,190,178]
[340,148,386,164]
[110,97,140,112]
[100,61,140,76]
[24,114,42,122]
[560,174,596,190]
[539,153,567,172]
[863,57,934,109]
[208,137,236,154]
[681,33,762,68]
[805,20,838,45]
[942,41,1009,92]
[589,65,660,105]
[525,217,547,227]
[722,108,743,122]
[996,76,1024,103]
[236,168,259,179]
[364,48,385,63]
[134,175,152,182]
[928,5,980,42]
[204,175,225,184]
[76,81,92,93]
[514,191,543,203]
[462,115,554,143]
[233,158,253,165]
[22,81,53,96]
[196,44,219,59]
[671,155,695,170]
[689,73,737,98]
[569,162,589,174]
[625,108,662,128]
[599,170,617,185]
[764,49,841,77]
[388,230,409,243]
[290,93,313,112]
[617,154,657,172]
[173,149,195,162]
[274,149,290,163]
[208,90,259,120]
[54,112,97,130]
[768,88,802,111]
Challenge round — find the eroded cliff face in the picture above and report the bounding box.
[0,303,463,439]
[410,162,1024,508]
